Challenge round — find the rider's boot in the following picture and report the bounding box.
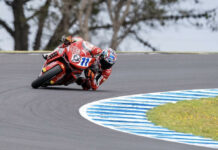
[76,77,85,85]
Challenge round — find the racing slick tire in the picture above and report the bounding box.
[31,65,62,89]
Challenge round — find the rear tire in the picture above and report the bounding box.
[31,65,62,89]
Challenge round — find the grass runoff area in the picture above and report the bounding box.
[147,97,218,141]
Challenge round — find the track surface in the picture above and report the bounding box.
[0,53,218,150]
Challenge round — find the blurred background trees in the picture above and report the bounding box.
[0,0,217,51]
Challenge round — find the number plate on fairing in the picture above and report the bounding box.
[79,57,91,67]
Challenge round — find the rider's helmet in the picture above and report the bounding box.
[99,48,117,70]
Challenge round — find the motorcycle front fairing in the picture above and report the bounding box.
[39,47,69,85]
[66,43,96,70]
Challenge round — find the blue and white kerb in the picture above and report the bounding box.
[79,89,218,149]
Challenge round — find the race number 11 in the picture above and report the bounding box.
[80,57,90,67]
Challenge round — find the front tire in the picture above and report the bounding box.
[31,65,62,89]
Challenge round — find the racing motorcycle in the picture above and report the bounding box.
[31,43,95,88]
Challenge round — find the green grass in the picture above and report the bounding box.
[147,97,218,141]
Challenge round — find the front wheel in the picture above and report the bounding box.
[31,65,62,89]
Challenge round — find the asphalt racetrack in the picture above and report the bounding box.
[0,53,218,150]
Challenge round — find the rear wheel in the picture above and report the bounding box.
[31,65,62,89]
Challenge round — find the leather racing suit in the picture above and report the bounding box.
[49,36,112,90]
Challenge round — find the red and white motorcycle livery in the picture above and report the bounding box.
[31,42,95,88]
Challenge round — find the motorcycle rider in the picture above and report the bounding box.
[43,36,117,90]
